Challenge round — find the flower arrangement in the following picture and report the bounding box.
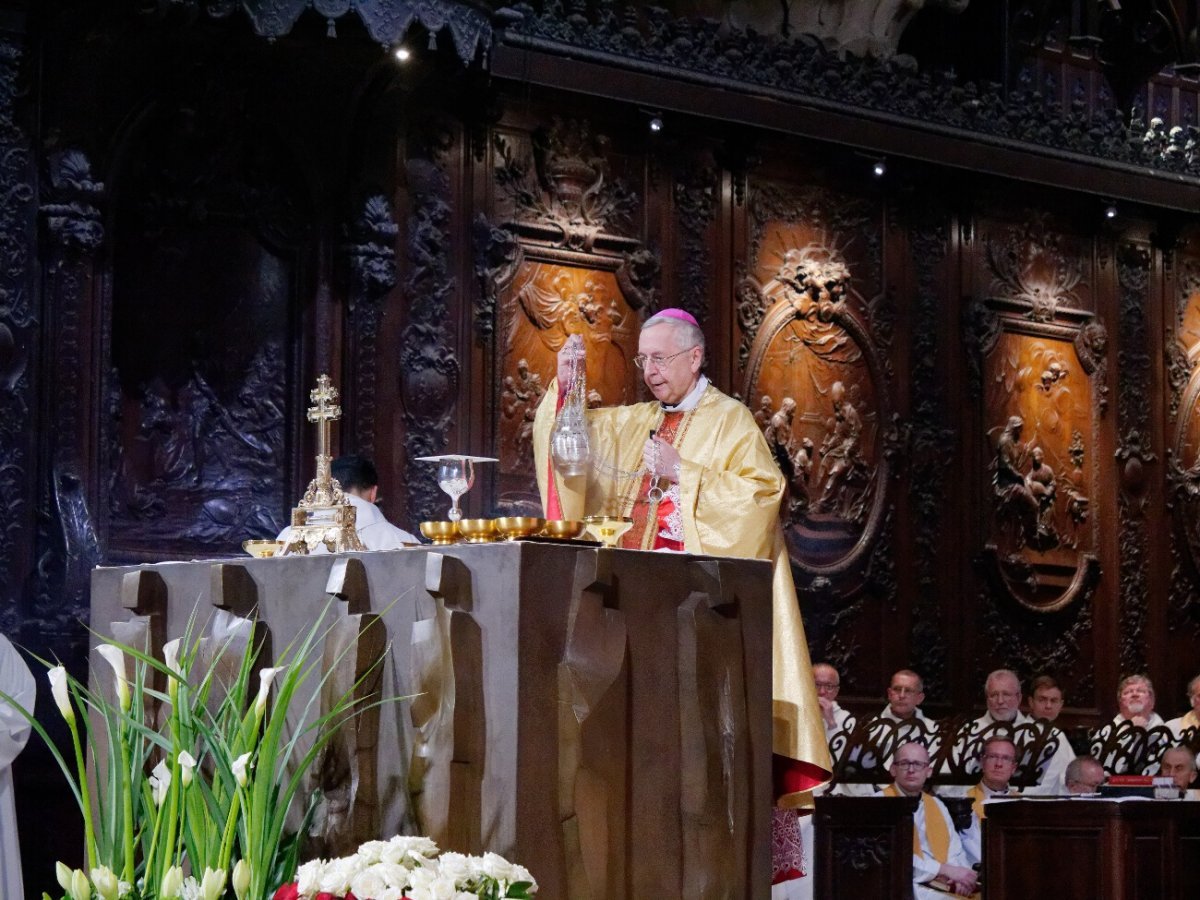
[270,835,537,900]
[3,601,384,900]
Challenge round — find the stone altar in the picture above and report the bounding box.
[89,541,775,898]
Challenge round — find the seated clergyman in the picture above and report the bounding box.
[882,669,932,723]
[943,737,1019,828]
[814,661,853,741]
[1064,756,1105,794]
[953,670,1071,794]
[1159,745,1199,799]
[879,742,979,899]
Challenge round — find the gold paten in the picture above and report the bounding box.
[279,375,365,556]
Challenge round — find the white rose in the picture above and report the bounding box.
[479,852,516,884]
[318,857,357,895]
[376,861,412,889]
[349,865,391,899]
[434,852,471,884]
[383,835,439,867]
[409,873,458,900]
[357,840,387,865]
[509,863,536,889]
[296,859,326,896]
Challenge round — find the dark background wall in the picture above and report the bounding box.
[4,0,1200,889]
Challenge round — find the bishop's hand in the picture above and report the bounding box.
[644,436,681,481]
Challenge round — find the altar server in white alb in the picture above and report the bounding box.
[278,454,418,550]
[0,631,35,899]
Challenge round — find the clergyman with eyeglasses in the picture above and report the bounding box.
[532,307,831,860]
[881,742,980,898]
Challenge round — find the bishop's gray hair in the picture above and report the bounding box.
[642,312,706,356]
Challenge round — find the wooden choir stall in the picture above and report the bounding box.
[89,541,776,899]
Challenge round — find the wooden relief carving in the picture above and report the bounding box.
[483,121,655,508]
[974,216,1101,613]
[742,236,889,576]
[1167,255,1200,631]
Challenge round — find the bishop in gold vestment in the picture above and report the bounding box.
[532,309,831,804]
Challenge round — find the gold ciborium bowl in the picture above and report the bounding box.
[420,520,460,545]
[242,539,283,558]
[458,518,499,543]
[540,519,585,540]
[582,515,634,548]
[494,516,545,541]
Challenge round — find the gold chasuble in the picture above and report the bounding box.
[533,380,832,804]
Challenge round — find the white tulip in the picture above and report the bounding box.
[56,861,73,892]
[70,868,92,900]
[199,867,227,900]
[231,859,251,900]
[177,750,196,787]
[231,752,252,787]
[89,865,119,900]
[254,666,285,717]
[160,865,184,898]
[48,666,74,723]
[95,644,131,711]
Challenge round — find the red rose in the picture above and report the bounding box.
[273,885,300,900]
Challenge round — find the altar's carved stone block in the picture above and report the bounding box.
[557,549,627,900]
[677,560,750,898]
[410,553,484,853]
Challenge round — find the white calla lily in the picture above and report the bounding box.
[162,638,182,702]
[254,665,285,716]
[95,644,131,711]
[48,666,73,723]
[149,759,171,806]
[231,751,252,787]
[177,749,196,787]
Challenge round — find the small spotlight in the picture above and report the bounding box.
[872,159,887,177]
[649,116,664,134]
[1104,203,1118,220]
[393,46,411,62]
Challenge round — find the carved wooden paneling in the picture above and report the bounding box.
[741,180,889,583]
[966,211,1106,704]
[0,25,36,639]
[103,97,303,555]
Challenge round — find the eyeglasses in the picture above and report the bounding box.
[982,754,1016,764]
[889,686,920,696]
[815,681,840,691]
[633,347,695,371]
[987,691,1019,700]
[894,760,929,770]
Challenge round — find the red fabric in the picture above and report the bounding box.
[773,753,829,799]
[771,807,806,884]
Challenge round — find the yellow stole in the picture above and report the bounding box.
[967,783,986,821]
[1180,711,1200,731]
[884,786,950,863]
